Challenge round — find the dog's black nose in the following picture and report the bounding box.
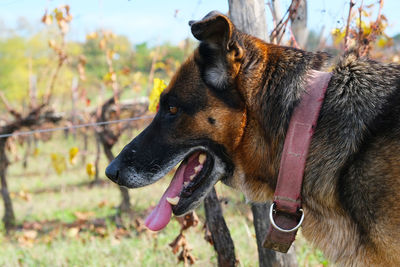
[105,161,119,183]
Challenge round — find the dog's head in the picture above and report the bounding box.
[106,11,277,229]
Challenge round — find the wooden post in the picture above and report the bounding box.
[204,188,237,267]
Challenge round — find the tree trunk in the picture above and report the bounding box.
[271,0,283,26]
[0,140,15,232]
[228,0,268,41]
[204,187,237,267]
[228,1,298,266]
[70,77,79,140]
[290,0,308,48]
[252,203,278,267]
[118,186,131,213]
[22,135,32,169]
[94,133,101,182]
[81,128,89,166]
[102,141,131,213]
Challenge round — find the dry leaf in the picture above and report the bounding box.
[67,227,80,238]
[175,211,199,231]
[74,211,94,221]
[98,200,108,208]
[95,227,107,237]
[23,230,38,240]
[169,233,186,254]
[41,12,53,25]
[110,237,121,246]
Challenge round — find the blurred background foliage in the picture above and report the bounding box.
[0,19,196,108]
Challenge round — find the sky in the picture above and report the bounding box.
[0,0,400,45]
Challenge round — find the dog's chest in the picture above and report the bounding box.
[302,208,376,267]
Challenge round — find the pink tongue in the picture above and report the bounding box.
[144,162,187,231]
[145,152,203,231]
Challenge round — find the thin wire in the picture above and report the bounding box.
[0,115,155,139]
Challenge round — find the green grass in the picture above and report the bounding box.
[0,131,330,266]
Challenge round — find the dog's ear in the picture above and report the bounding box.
[189,11,244,93]
[189,11,233,49]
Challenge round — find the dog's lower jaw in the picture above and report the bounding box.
[172,153,227,216]
[228,166,275,203]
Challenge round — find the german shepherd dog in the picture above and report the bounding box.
[106,11,400,266]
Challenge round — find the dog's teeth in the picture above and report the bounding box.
[199,153,206,164]
[194,165,202,173]
[166,196,180,205]
[189,174,196,180]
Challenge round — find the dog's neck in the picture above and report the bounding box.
[239,39,326,137]
[235,38,329,201]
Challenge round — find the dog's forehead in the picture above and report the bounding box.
[164,55,206,99]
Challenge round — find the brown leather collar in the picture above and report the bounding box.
[263,70,332,253]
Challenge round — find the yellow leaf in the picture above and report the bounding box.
[33,147,40,157]
[361,10,369,18]
[331,28,345,46]
[86,163,96,178]
[51,153,66,175]
[69,147,79,164]
[377,37,388,48]
[86,32,98,40]
[103,71,116,84]
[54,8,63,22]
[148,78,167,112]
[154,62,166,70]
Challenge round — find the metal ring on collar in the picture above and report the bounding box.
[269,202,304,233]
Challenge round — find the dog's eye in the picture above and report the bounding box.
[169,106,178,115]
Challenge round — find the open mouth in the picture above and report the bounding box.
[144,150,215,231]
